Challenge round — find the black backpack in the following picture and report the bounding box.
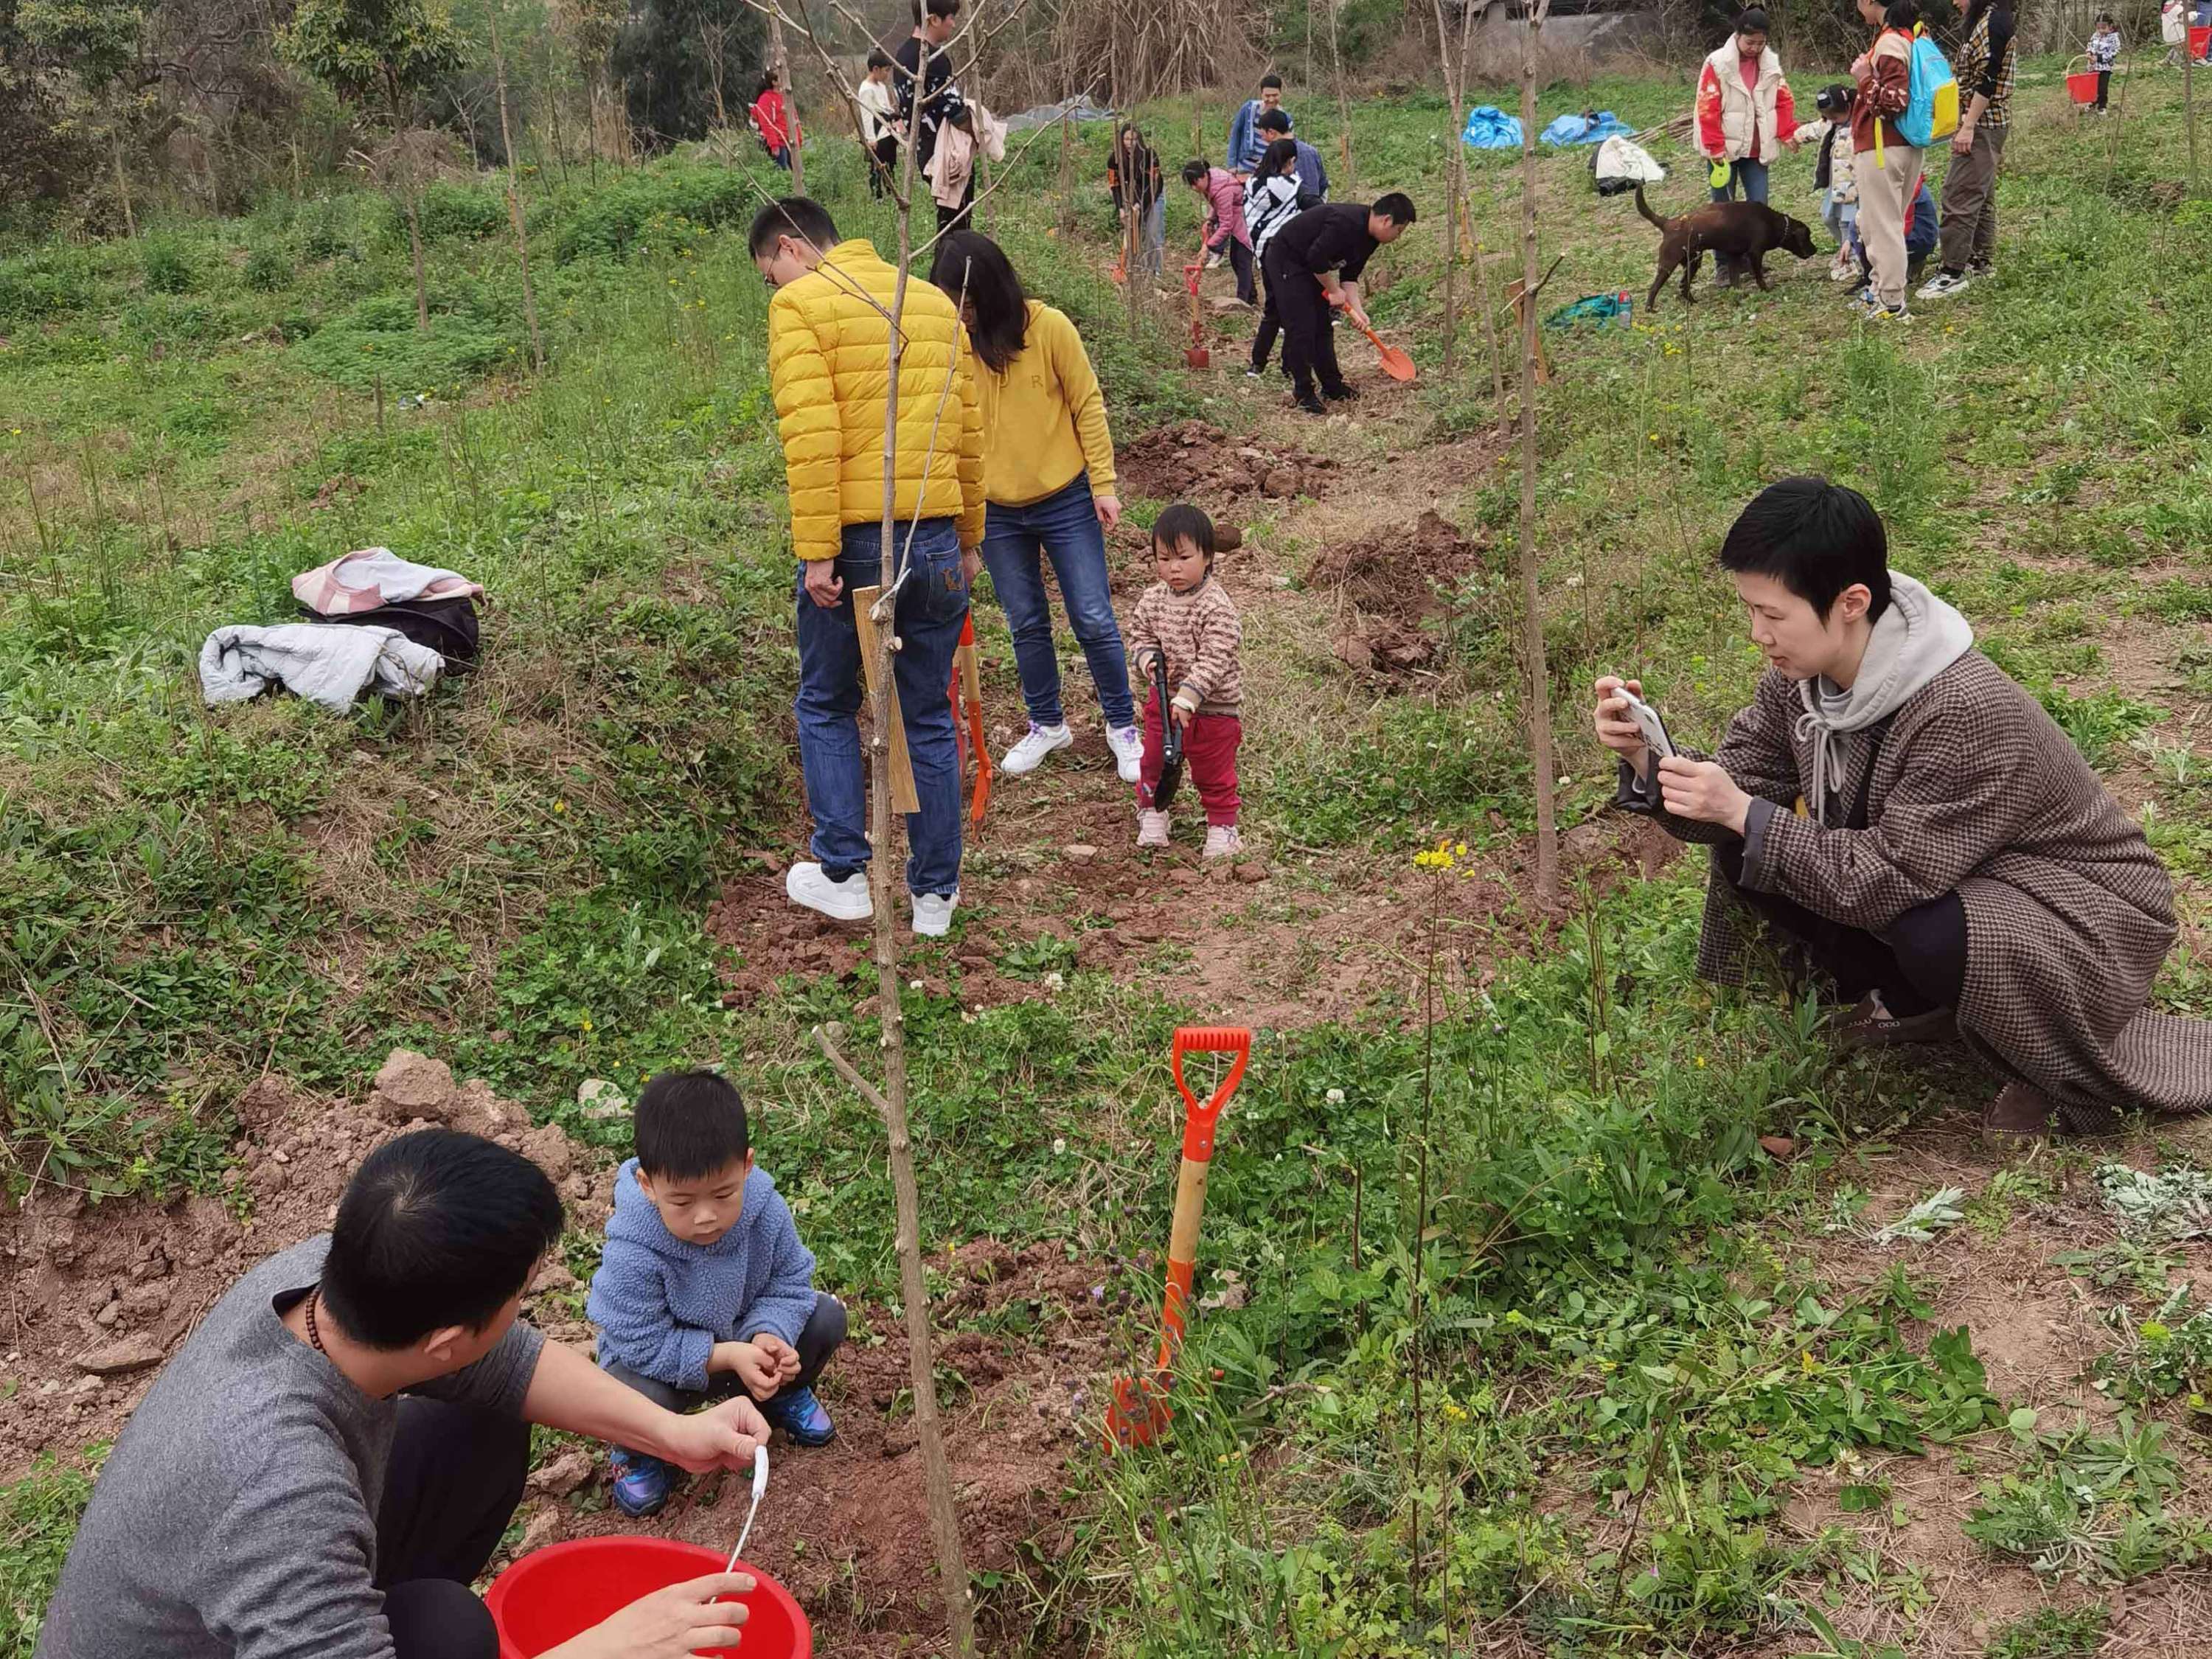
[300,596,481,670]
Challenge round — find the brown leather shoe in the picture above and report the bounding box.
[1832,992,1956,1051]
[1982,1082,2062,1148]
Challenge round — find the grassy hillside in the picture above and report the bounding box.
[3,49,2211,1658]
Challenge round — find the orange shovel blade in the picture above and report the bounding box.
[1372,337,1418,382]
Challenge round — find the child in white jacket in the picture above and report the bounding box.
[1799,84,1860,283]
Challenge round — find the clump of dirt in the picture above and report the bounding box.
[0,1060,602,1480]
[704,866,876,1006]
[1307,509,1490,677]
[526,1238,1126,1658]
[1113,420,1338,509]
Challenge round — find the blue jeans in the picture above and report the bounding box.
[979,473,1135,731]
[1711,159,1770,204]
[793,519,968,898]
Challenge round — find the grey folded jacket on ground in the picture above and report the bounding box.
[198,622,444,714]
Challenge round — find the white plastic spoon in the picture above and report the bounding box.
[725,1443,769,1571]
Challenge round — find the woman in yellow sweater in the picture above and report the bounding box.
[928,232,1141,782]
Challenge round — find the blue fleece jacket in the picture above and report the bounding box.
[586,1159,818,1392]
[1228,99,1267,173]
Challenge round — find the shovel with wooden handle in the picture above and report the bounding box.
[1105,1025,1252,1449]
[947,613,991,826]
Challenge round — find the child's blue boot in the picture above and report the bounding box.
[764,1385,837,1447]
[609,1447,671,1517]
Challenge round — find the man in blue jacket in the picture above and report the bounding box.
[1227,73,1284,174]
[1256,107,1329,201]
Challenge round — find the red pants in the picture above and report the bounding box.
[1136,688,1241,826]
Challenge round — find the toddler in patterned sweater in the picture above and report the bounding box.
[1128,503,1243,857]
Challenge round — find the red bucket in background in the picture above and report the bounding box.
[2194,24,2211,59]
[486,1538,811,1659]
[2065,69,2100,104]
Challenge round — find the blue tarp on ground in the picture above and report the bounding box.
[1463,105,1524,148]
[1540,110,1635,147]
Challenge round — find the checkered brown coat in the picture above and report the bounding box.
[1637,653,2211,1129]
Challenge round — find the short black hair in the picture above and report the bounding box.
[319,1130,563,1350]
[1373,192,1416,226]
[1815,82,1854,116]
[1734,7,1770,32]
[1883,0,1919,27]
[1260,72,1283,90]
[1256,108,1292,134]
[1182,158,1210,185]
[1152,503,1216,562]
[1717,476,1893,624]
[867,46,894,69]
[635,1070,751,1183]
[748,196,838,258]
[913,0,959,21]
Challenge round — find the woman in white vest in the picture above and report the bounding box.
[1695,8,1801,283]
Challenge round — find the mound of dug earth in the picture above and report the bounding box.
[1307,509,1490,676]
[1114,420,1338,508]
[527,1237,1127,1657]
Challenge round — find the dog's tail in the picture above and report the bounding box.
[1633,184,1668,229]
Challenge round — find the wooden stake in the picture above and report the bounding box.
[1517,0,1559,911]
[850,585,919,813]
[768,10,807,196]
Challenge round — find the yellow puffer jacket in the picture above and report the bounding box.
[765,239,986,566]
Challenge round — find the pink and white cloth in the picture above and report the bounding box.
[292,547,484,616]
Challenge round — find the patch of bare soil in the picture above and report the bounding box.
[1112,419,1338,512]
[1307,508,1492,678]
[518,1238,1124,1658]
[0,1057,601,1482]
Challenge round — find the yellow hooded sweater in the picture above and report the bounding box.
[970,300,1119,507]
[765,239,987,565]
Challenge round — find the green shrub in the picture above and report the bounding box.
[242,244,292,293]
[140,236,195,295]
[414,179,507,241]
[0,251,98,325]
[549,164,755,261]
[292,290,515,392]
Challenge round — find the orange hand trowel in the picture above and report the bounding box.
[1105,1025,1252,1449]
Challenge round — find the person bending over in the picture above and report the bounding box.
[589,1071,846,1517]
[1262,192,1415,415]
[1593,476,2211,1141]
[36,1130,771,1659]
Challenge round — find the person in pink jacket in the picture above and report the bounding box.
[1182,159,1256,305]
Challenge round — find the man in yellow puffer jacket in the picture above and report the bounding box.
[753,197,987,939]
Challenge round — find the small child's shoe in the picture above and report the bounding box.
[1137,810,1171,848]
[1203,825,1242,860]
[609,1447,670,1517]
[763,1385,836,1447]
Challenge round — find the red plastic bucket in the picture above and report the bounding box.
[485,1538,811,1659]
[2194,24,2211,58]
[2065,69,2100,104]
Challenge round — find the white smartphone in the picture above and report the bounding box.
[1617,687,1677,760]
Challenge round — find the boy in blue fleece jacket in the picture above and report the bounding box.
[588,1069,845,1517]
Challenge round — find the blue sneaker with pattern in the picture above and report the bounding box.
[762,1385,836,1447]
[609,1447,670,1517]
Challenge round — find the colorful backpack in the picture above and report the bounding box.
[1898,27,1960,147]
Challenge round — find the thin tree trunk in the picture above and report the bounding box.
[1327,0,1354,192]
[1428,0,1471,377]
[1058,114,1074,231]
[769,10,807,195]
[1517,0,1558,908]
[112,134,137,239]
[389,72,431,333]
[2189,26,2201,197]
[868,96,977,1659]
[488,2,546,374]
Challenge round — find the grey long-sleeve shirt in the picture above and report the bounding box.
[35,1237,543,1659]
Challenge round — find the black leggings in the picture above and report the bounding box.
[1714,841,1967,1015]
[375,1399,532,1659]
[1251,270,1281,372]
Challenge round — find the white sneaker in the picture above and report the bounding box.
[1137,810,1171,848]
[1916,271,1969,302]
[1828,257,1859,283]
[911,891,958,937]
[1002,722,1072,775]
[786,862,873,922]
[1204,253,1225,271]
[1202,825,1242,860]
[1105,723,1144,783]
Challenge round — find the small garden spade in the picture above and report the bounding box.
[1105,1025,1252,1448]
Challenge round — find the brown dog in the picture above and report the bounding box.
[1635,185,1818,310]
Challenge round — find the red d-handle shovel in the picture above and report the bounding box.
[1105,1025,1252,1449]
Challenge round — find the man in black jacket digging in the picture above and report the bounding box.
[1261,194,1415,414]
